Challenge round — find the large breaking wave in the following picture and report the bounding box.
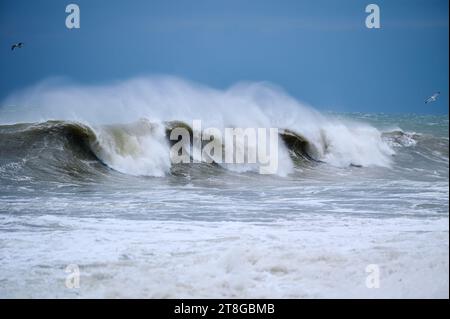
[0,76,420,178]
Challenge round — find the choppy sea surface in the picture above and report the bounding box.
[0,79,448,298]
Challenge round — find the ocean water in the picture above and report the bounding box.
[0,78,448,298]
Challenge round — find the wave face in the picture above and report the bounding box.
[0,77,402,178]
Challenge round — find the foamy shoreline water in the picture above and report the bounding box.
[0,216,447,298]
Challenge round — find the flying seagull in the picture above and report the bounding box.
[11,42,24,51]
[425,92,440,104]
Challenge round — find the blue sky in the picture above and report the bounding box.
[0,0,448,114]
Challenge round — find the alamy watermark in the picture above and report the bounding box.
[365,264,380,289]
[168,120,279,174]
[65,264,80,289]
[63,3,381,30]
[365,4,381,29]
[65,4,80,29]
[64,3,380,30]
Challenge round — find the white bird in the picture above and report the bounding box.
[425,92,440,104]
[11,42,24,51]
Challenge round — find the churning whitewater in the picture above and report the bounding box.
[0,77,448,298]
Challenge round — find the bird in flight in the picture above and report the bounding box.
[11,42,24,51]
[425,92,440,104]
